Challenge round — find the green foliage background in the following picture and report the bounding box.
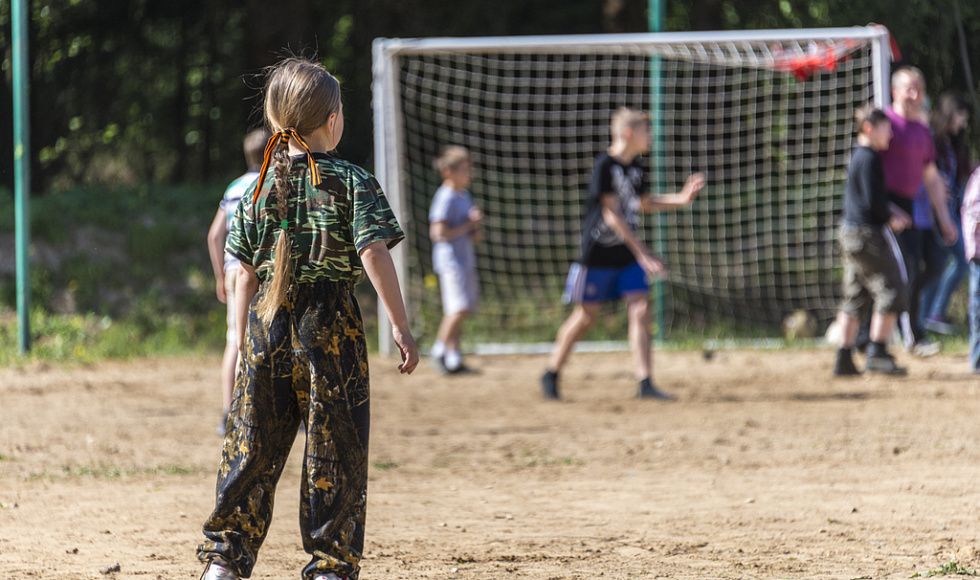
[0,0,978,358]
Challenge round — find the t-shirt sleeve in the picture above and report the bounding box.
[219,183,235,214]
[637,159,650,197]
[588,157,615,201]
[224,184,258,266]
[352,175,405,253]
[924,129,937,165]
[867,154,892,224]
[429,190,451,223]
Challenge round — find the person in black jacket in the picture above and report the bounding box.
[834,105,913,376]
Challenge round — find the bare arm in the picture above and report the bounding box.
[600,196,664,277]
[429,207,483,243]
[360,241,419,374]
[924,163,958,244]
[207,209,228,303]
[888,203,912,232]
[235,264,259,351]
[641,173,706,212]
[429,221,476,243]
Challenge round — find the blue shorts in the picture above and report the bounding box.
[562,262,649,304]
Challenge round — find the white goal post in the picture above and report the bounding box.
[372,27,892,355]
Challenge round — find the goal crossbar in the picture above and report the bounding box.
[372,27,891,356]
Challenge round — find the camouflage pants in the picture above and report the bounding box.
[198,279,370,580]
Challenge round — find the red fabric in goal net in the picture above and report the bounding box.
[772,39,864,81]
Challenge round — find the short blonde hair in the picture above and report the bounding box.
[610,107,649,139]
[892,66,925,88]
[243,128,271,170]
[853,103,889,135]
[433,145,470,173]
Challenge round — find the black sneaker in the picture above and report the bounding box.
[431,354,450,375]
[541,370,560,400]
[446,363,480,375]
[638,378,675,400]
[866,352,908,376]
[833,349,861,377]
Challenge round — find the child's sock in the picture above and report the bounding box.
[444,349,462,371]
[431,340,446,359]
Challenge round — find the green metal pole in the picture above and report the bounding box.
[13,0,31,353]
[649,0,666,342]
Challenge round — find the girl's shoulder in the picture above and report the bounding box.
[316,155,376,188]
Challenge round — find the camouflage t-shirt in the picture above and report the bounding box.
[225,152,404,283]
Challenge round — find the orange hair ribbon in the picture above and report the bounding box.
[251,128,323,203]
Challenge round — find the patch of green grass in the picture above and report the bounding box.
[0,307,227,364]
[511,447,582,469]
[912,561,980,578]
[26,463,205,481]
[372,460,400,471]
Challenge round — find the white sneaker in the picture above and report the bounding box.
[313,574,344,580]
[911,340,941,358]
[201,561,239,580]
[444,349,462,372]
[923,318,957,336]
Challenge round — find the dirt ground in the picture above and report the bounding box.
[1,349,980,579]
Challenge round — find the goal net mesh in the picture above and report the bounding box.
[383,34,880,346]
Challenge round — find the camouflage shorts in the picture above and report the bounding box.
[839,224,908,315]
[198,278,370,580]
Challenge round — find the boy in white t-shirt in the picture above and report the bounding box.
[206,128,269,434]
[429,146,482,374]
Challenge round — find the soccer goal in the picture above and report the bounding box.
[372,27,891,355]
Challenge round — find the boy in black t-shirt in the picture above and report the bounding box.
[833,104,912,376]
[541,108,705,400]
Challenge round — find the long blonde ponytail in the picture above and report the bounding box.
[254,139,295,325]
[250,57,341,325]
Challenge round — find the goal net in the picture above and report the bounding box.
[372,27,891,354]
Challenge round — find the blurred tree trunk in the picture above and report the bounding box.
[201,4,218,182]
[689,0,725,30]
[172,8,189,181]
[602,0,647,33]
[244,0,316,71]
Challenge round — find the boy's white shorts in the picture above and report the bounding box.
[438,266,479,316]
[225,267,238,344]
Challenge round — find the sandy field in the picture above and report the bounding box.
[1,349,979,579]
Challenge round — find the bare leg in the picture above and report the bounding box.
[836,311,861,348]
[436,311,469,352]
[220,341,238,413]
[625,293,651,380]
[546,303,599,372]
[869,312,897,344]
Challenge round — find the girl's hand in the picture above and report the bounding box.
[468,207,483,224]
[215,275,227,304]
[393,326,419,374]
